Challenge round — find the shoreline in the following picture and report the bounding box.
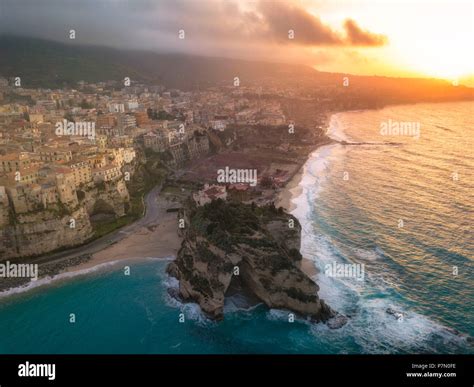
[0,116,336,296]
[66,207,181,274]
[275,161,304,213]
[0,191,183,295]
[0,258,144,299]
[276,122,337,280]
[276,157,319,279]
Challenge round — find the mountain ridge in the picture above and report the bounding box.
[1,35,473,106]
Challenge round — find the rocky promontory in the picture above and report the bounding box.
[167,199,341,324]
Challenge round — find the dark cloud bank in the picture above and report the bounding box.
[0,0,387,57]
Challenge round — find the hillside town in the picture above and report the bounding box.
[0,76,330,259]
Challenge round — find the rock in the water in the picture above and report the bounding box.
[327,313,349,329]
[386,307,404,321]
[167,199,338,322]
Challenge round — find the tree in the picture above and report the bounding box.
[260,176,273,188]
[64,112,75,122]
[80,99,92,109]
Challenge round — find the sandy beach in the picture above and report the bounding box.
[275,160,320,279]
[275,166,304,212]
[66,197,182,273]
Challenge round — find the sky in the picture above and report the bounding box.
[0,0,473,83]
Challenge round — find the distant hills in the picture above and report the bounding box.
[0,35,473,106]
[0,35,315,89]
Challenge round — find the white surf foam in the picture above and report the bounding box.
[162,272,214,327]
[288,113,468,353]
[0,260,123,299]
[327,113,350,142]
[0,256,173,299]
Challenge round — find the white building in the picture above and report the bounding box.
[108,103,125,113]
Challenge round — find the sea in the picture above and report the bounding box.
[0,101,472,354]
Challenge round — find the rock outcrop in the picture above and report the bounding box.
[0,206,92,259]
[167,199,337,322]
[80,179,130,217]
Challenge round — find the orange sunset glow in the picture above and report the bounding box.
[1,0,473,84]
[0,0,473,373]
[299,0,474,82]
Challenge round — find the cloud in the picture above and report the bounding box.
[257,1,387,46]
[0,0,388,60]
[257,1,342,45]
[344,19,388,46]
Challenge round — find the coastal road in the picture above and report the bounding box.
[28,184,164,266]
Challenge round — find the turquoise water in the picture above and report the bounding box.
[0,259,383,354]
[0,102,472,354]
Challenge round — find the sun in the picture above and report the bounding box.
[382,0,474,81]
[403,38,474,81]
[314,0,474,82]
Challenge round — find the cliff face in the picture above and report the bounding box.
[0,191,10,228]
[0,207,93,258]
[167,200,336,322]
[80,180,130,217]
[0,180,130,259]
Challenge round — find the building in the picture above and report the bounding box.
[134,111,150,127]
[0,152,32,173]
[228,183,251,201]
[187,131,209,160]
[0,166,40,185]
[29,113,44,123]
[193,184,227,206]
[143,131,168,153]
[69,161,92,187]
[108,103,125,113]
[84,154,107,169]
[96,134,108,150]
[118,114,137,131]
[36,100,57,111]
[92,164,122,183]
[127,100,139,111]
[109,135,134,148]
[96,114,116,131]
[55,167,78,206]
[38,146,73,163]
[169,141,187,165]
[107,148,124,168]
